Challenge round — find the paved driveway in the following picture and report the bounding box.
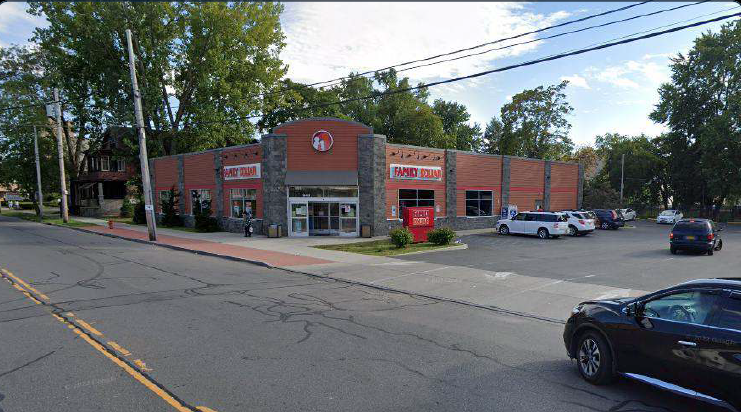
[396,220,741,292]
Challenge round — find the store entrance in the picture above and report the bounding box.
[289,200,358,237]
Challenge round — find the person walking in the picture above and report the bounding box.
[243,209,253,237]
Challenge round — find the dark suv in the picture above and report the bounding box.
[564,279,741,411]
[592,209,625,230]
[670,218,723,255]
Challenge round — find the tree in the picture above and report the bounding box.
[485,81,574,159]
[432,99,483,152]
[564,145,602,180]
[0,46,61,211]
[650,19,741,211]
[28,1,287,157]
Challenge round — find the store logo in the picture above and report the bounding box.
[223,163,261,180]
[311,130,333,152]
[389,164,442,181]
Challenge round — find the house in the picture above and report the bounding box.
[70,127,138,217]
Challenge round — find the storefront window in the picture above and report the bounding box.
[398,189,434,211]
[465,190,493,217]
[190,189,211,214]
[288,186,358,198]
[230,188,257,218]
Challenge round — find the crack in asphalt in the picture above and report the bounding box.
[0,350,56,379]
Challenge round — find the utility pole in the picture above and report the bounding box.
[126,29,157,241]
[620,153,625,207]
[33,125,44,220]
[54,88,69,223]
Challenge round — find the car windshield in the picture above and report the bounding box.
[660,210,675,216]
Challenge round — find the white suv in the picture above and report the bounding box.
[619,208,636,221]
[657,209,683,224]
[496,211,568,239]
[562,210,596,236]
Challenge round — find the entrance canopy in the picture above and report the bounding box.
[285,170,357,186]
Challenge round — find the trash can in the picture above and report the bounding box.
[361,224,371,238]
[268,224,279,238]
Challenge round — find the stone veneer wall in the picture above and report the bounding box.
[358,134,388,236]
[544,161,552,211]
[261,134,288,235]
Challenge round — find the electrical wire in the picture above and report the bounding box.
[191,11,741,127]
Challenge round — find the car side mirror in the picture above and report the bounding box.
[623,302,638,317]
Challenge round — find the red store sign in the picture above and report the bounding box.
[223,163,261,180]
[389,164,442,181]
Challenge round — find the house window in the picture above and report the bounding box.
[190,189,211,215]
[230,188,257,218]
[101,156,110,171]
[160,190,171,205]
[88,157,100,172]
[465,190,493,217]
[398,189,434,213]
[111,158,125,172]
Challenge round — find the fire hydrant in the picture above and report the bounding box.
[108,220,114,229]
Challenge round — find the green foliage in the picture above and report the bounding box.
[650,20,741,210]
[388,227,414,248]
[160,187,182,227]
[193,196,218,232]
[484,81,574,160]
[28,1,287,156]
[427,227,456,245]
[132,201,147,224]
[582,176,621,210]
[432,100,483,152]
[120,198,134,218]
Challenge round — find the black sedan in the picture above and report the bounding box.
[670,218,724,255]
[564,279,741,411]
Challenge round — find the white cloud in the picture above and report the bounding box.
[585,59,670,91]
[0,3,47,47]
[280,3,570,89]
[560,74,590,89]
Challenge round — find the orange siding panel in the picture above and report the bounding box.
[385,144,446,219]
[456,153,503,216]
[278,120,371,171]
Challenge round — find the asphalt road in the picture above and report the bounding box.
[397,220,741,292]
[0,217,726,412]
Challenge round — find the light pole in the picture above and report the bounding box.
[33,125,43,220]
[53,88,69,223]
[620,153,625,206]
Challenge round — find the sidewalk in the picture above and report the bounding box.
[67,218,643,322]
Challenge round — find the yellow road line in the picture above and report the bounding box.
[108,341,132,356]
[75,319,104,336]
[1,268,216,412]
[1,269,50,300]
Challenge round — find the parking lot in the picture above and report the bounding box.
[398,219,741,294]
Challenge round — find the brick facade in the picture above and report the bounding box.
[152,118,582,236]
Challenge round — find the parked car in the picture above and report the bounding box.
[564,278,741,411]
[562,210,595,236]
[619,208,637,221]
[496,211,568,239]
[593,209,625,230]
[670,218,723,255]
[657,209,683,224]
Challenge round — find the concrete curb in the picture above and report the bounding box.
[393,243,468,256]
[33,218,564,326]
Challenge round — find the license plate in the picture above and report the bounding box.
[685,235,695,240]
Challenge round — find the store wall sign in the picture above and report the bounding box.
[312,130,334,152]
[223,163,261,180]
[389,164,442,181]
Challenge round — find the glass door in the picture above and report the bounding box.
[290,200,308,237]
[339,202,358,236]
[309,202,331,236]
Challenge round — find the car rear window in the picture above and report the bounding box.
[673,222,709,232]
[573,213,584,219]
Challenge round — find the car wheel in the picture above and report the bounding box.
[537,228,549,239]
[670,246,677,255]
[708,248,714,256]
[568,225,577,237]
[601,222,609,230]
[716,239,723,251]
[577,331,614,385]
[498,225,509,235]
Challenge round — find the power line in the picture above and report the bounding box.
[193,11,741,128]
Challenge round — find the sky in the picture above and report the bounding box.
[2,1,740,147]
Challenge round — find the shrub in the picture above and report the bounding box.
[389,227,414,248]
[160,187,182,227]
[427,227,456,245]
[193,197,218,232]
[120,198,134,218]
[132,200,146,224]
